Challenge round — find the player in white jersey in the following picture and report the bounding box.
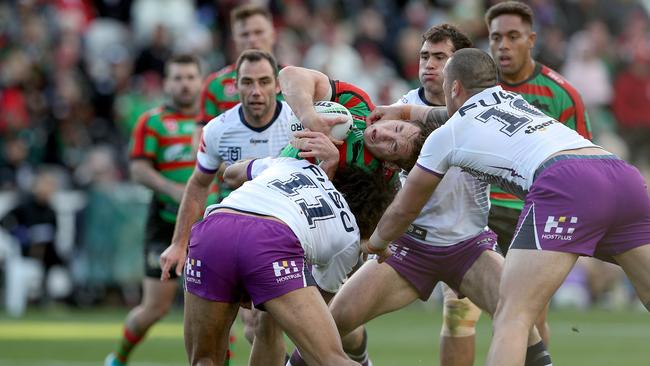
[161,50,295,365]
[183,153,395,365]
[368,48,650,366]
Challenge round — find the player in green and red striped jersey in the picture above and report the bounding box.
[105,55,227,366]
[197,4,278,127]
[486,1,592,254]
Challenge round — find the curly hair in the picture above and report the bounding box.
[394,116,444,172]
[422,23,473,51]
[332,166,397,239]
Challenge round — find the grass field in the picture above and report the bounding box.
[0,304,648,365]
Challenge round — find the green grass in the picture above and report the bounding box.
[0,305,648,365]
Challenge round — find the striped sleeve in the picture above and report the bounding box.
[129,111,157,160]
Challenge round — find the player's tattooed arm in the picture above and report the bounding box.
[424,107,448,129]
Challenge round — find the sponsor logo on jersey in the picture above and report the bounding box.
[162,118,179,133]
[250,138,269,144]
[164,144,192,162]
[524,120,555,134]
[541,215,578,241]
[185,257,202,284]
[388,244,410,260]
[273,260,302,283]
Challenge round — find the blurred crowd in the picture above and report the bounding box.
[1,0,649,311]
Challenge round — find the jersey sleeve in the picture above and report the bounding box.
[129,112,157,160]
[415,123,454,177]
[330,80,375,120]
[196,115,225,174]
[310,241,360,293]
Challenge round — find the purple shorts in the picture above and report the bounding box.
[184,212,307,309]
[511,155,650,263]
[384,230,499,300]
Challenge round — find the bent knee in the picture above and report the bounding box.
[441,297,481,337]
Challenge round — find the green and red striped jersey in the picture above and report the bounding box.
[198,64,239,125]
[198,63,286,125]
[491,62,593,210]
[280,80,392,178]
[129,105,196,223]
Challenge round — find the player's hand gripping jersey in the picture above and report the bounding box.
[208,157,361,293]
[418,86,595,198]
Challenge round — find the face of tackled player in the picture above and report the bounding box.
[364,120,420,166]
[165,62,202,110]
[232,14,276,54]
[237,59,280,125]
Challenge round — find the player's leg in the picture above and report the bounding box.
[264,286,357,366]
[485,249,577,366]
[184,292,239,365]
[439,285,481,366]
[249,309,286,366]
[460,249,551,365]
[106,276,178,365]
[613,244,650,310]
[330,259,422,338]
[288,259,421,366]
[239,308,256,344]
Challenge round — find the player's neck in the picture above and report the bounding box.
[243,102,277,128]
[423,89,445,106]
[501,59,536,84]
[170,102,198,116]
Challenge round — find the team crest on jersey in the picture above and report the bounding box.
[162,118,179,134]
[272,260,302,283]
[542,215,578,241]
[227,146,241,161]
[224,80,238,97]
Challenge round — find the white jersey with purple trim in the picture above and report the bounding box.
[417,86,595,198]
[395,87,434,106]
[208,157,361,293]
[196,101,299,173]
[393,90,490,246]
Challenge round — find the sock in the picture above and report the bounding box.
[288,349,308,366]
[116,327,143,363]
[346,329,370,365]
[524,341,552,366]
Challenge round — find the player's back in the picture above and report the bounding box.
[211,157,360,265]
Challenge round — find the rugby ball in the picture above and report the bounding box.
[313,101,353,140]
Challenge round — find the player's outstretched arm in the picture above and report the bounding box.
[159,169,214,280]
[279,66,347,143]
[367,165,441,254]
[130,159,186,203]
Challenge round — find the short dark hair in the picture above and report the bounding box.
[395,117,442,172]
[235,49,279,81]
[446,48,497,95]
[332,166,397,240]
[165,54,201,77]
[230,3,273,26]
[422,23,473,51]
[485,1,534,28]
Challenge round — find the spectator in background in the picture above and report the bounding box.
[134,24,173,79]
[0,134,35,192]
[612,45,650,168]
[1,168,63,304]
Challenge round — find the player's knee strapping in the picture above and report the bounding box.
[441,297,481,337]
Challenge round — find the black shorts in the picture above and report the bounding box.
[487,205,521,255]
[144,204,178,279]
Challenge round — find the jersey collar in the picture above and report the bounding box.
[238,102,284,132]
[417,87,444,106]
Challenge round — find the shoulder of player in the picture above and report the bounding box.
[203,105,242,135]
[538,64,583,104]
[134,105,165,129]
